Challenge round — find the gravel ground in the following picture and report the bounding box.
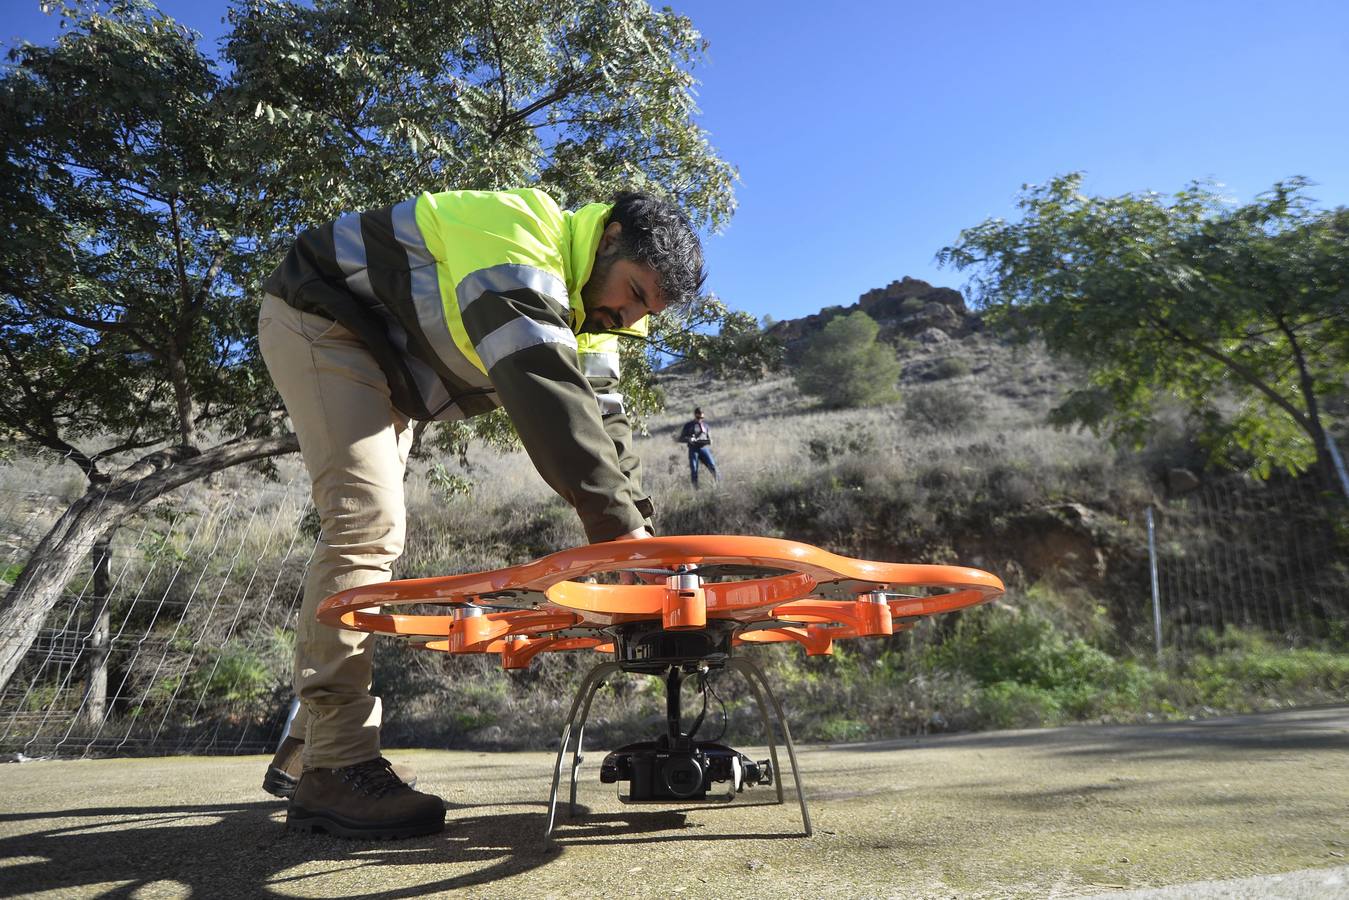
[2,705,1346,898]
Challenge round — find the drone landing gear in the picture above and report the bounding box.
[543,654,812,839]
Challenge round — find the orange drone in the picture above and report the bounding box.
[317,535,1004,838]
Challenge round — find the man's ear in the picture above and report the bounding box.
[597,221,622,254]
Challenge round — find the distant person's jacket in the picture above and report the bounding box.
[679,420,712,448]
[262,188,651,542]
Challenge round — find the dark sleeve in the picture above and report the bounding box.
[462,289,646,542]
[581,358,655,532]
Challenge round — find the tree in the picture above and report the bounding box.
[792,312,902,409]
[0,2,300,699]
[938,174,1349,489]
[0,0,742,692]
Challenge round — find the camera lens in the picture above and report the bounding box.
[660,754,704,798]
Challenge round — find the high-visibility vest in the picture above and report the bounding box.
[265,187,646,422]
[263,187,652,541]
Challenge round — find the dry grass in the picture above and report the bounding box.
[638,335,1134,509]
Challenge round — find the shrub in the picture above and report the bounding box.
[792,312,901,409]
[986,463,1041,508]
[1174,628,1349,710]
[817,716,870,742]
[905,385,985,432]
[426,462,473,499]
[975,681,1061,729]
[922,604,1152,725]
[190,647,276,706]
[806,429,878,464]
[931,357,971,380]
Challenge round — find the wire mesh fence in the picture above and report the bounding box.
[1,446,1345,759]
[0,452,313,758]
[1148,475,1348,651]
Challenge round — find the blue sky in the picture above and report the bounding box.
[7,0,1348,322]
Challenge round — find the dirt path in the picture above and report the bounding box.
[3,706,1347,898]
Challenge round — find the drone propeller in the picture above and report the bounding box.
[619,563,797,579]
[621,565,707,577]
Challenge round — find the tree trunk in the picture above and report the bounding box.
[80,534,113,726]
[0,435,299,693]
[1309,424,1341,498]
[1272,314,1342,497]
[167,350,198,448]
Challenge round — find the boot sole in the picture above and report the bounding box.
[263,766,298,799]
[286,805,445,840]
[264,766,417,799]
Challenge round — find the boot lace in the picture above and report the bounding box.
[338,758,405,799]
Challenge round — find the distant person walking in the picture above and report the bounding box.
[678,407,719,487]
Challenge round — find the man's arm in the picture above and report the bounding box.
[462,288,647,543]
[578,334,655,532]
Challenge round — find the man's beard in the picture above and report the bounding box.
[579,252,617,333]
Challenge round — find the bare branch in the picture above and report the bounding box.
[484,0,511,135]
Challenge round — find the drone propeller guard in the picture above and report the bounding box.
[315,535,1004,838]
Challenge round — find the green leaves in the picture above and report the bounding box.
[3,0,742,479]
[941,175,1349,484]
[225,0,735,225]
[3,0,241,464]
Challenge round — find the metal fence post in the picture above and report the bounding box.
[1146,506,1163,660]
[1325,430,1349,501]
[277,697,301,750]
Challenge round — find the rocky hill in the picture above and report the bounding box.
[766,275,982,350]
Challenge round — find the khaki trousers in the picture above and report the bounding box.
[258,294,413,768]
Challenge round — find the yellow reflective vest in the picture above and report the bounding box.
[263,188,651,541]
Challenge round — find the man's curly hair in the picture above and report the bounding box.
[606,192,707,309]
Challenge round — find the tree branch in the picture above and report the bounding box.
[191,250,226,312]
[1272,309,1331,467]
[169,194,192,314]
[91,434,166,464]
[108,433,300,495]
[24,153,168,204]
[0,341,141,481]
[501,71,602,131]
[484,0,511,137]
[1145,312,1310,432]
[22,300,135,336]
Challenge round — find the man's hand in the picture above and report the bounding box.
[612,528,652,584]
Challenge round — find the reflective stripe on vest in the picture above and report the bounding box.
[330,211,456,416]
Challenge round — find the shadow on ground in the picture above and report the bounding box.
[0,795,805,897]
[3,706,1346,898]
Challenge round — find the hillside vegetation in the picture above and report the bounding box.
[366,325,1348,751]
[4,297,1345,756]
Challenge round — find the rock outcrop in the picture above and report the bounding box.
[767,276,980,349]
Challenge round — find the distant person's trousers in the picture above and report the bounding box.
[688,445,717,486]
[258,295,413,769]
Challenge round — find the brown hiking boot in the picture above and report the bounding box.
[263,736,417,798]
[286,757,445,839]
